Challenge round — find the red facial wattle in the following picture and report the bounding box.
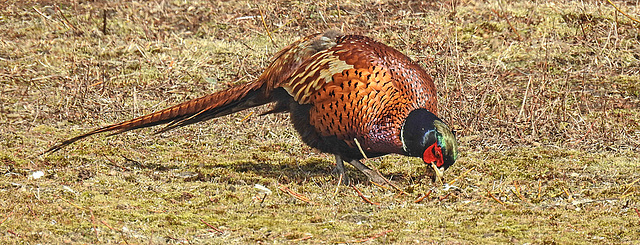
[423,143,444,167]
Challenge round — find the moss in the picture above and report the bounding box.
[2,0,639,243]
[612,75,640,97]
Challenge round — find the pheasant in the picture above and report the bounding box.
[45,30,459,184]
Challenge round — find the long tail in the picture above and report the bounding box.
[44,30,344,154]
[44,81,267,154]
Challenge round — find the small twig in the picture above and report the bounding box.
[578,21,588,40]
[351,184,380,206]
[563,187,573,203]
[334,173,343,195]
[26,203,37,218]
[0,211,13,225]
[353,138,368,159]
[90,210,99,242]
[370,180,390,190]
[487,190,505,206]
[240,111,254,122]
[572,198,619,205]
[573,121,594,145]
[100,220,116,231]
[7,230,19,237]
[32,6,52,20]
[620,178,639,198]
[278,184,316,205]
[54,4,79,32]
[89,81,104,87]
[414,190,432,203]
[259,193,267,205]
[290,235,313,242]
[537,179,542,200]
[512,181,527,202]
[517,77,532,122]
[166,235,187,243]
[56,195,88,210]
[200,219,224,234]
[121,155,143,168]
[258,8,276,46]
[352,229,393,243]
[448,167,475,186]
[394,191,406,199]
[606,0,640,24]
[491,8,522,41]
[238,41,256,52]
[31,74,68,82]
[438,192,453,202]
[100,220,129,245]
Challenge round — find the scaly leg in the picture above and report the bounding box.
[333,155,391,185]
[333,155,348,185]
[347,159,388,184]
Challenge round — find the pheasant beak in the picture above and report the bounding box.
[431,162,444,186]
[423,143,445,185]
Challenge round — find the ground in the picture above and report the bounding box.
[1,0,639,244]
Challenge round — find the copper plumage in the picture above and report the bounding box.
[46,30,458,183]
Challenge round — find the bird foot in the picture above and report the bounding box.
[357,168,388,185]
[331,167,351,185]
[332,165,389,185]
[332,155,395,186]
[332,155,351,185]
[346,158,393,185]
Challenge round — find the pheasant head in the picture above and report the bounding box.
[401,109,459,173]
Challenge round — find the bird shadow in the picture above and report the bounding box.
[110,154,429,186]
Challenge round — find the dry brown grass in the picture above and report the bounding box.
[1,0,639,244]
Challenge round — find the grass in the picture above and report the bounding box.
[1,0,639,243]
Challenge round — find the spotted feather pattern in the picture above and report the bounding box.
[280,35,437,155]
[46,31,439,161]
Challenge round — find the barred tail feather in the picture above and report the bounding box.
[45,30,344,155]
[44,81,267,154]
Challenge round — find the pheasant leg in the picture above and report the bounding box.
[333,155,349,185]
[333,155,389,185]
[347,159,387,184]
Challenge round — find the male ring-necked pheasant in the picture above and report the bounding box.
[46,30,459,183]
